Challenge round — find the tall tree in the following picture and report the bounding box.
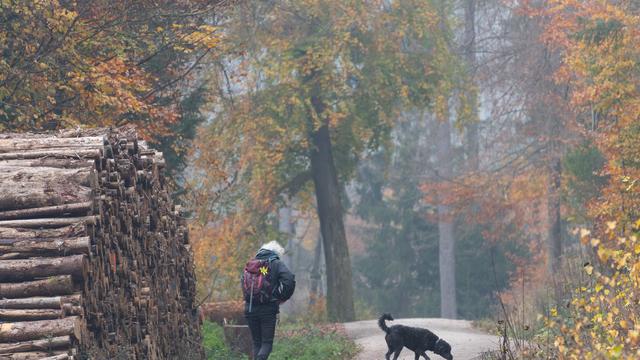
[435,111,457,319]
[192,0,463,321]
[463,0,480,171]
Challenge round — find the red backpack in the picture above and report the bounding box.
[242,259,274,311]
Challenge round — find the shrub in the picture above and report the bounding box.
[548,223,640,358]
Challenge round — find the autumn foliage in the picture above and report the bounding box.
[0,0,220,138]
[523,0,640,357]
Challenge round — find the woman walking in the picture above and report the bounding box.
[241,241,295,360]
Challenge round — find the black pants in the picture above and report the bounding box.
[246,313,277,360]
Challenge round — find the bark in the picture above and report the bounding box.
[0,128,203,358]
[39,355,68,360]
[309,123,355,322]
[0,149,101,161]
[0,309,63,321]
[0,137,104,153]
[0,159,94,169]
[0,295,81,310]
[0,216,97,229]
[222,325,253,358]
[0,351,66,359]
[0,237,90,256]
[0,225,85,241]
[0,167,93,211]
[0,276,75,299]
[0,255,85,282]
[200,301,245,325]
[436,115,458,319]
[278,205,296,313]
[0,203,93,221]
[0,317,79,342]
[0,336,70,354]
[309,233,323,305]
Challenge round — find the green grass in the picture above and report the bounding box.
[202,321,360,360]
[202,321,248,360]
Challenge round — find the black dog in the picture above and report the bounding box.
[378,314,453,360]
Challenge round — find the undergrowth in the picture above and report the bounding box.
[202,320,359,360]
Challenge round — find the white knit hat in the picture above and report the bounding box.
[260,240,286,258]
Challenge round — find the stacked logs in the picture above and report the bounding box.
[0,127,203,360]
[200,301,246,325]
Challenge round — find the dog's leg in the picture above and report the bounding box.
[414,352,421,360]
[421,351,431,360]
[392,348,402,360]
[385,349,393,360]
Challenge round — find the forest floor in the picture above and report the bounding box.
[344,318,499,360]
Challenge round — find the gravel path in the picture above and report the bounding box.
[343,318,499,360]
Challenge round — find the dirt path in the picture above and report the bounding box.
[344,318,499,360]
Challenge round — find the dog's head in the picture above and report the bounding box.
[434,338,453,360]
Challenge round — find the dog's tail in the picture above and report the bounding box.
[378,313,394,334]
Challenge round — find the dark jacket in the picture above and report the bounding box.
[243,249,296,316]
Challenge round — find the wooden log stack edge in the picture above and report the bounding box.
[0,127,203,359]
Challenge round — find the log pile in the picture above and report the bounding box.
[200,301,246,325]
[0,127,203,359]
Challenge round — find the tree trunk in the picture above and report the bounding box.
[0,336,71,354]
[0,309,64,321]
[0,276,75,299]
[0,148,101,161]
[464,0,479,171]
[309,233,323,305]
[0,216,97,229]
[199,301,245,325]
[0,317,79,342]
[0,203,93,221]
[436,115,458,319]
[0,167,93,212]
[278,205,296,313]
[0,237,90,257]
[0,350,66,359]
[548,156,562,273]
[0,255,85,282]
[0,225,85,241]
[0,295,81,310]
[0,159,94,169]
[309,124,355,322]
[277,206,294,270]
[0,136,104,153]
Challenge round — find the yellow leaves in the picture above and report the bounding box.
[2,0,219,135]
[179,24,221,51]
[579,228,592,244]
[551,217,640,357]
[620,320,628,329]
[585,263,594,275]
[629,329,640,346]
[597,247,611,263]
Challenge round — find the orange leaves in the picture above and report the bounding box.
[421,167,549,245]
[190,216,257,299]
[528,0,640,228]
[0,0,220,137]
[68,59,151,123]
